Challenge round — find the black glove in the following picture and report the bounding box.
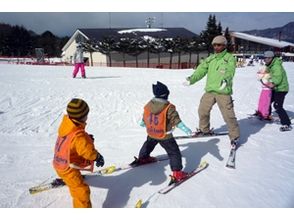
[95,154,104,167]
[89,134,94,141]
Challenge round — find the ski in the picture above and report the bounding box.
[174,131,228,140]
[158,161,209,194]
[225,148,236,169]
[29,155,169,195]
[247,114,293,123]
[97,155,169,175]
[29,178,65,195]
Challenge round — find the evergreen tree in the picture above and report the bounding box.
[7,25,33,56]
[173,37,186,69]
[183,36,206,68]
[36,31,59,57]
[149,38,165,67]
[162,38,176,69]
[95,36,116,67]
[0,22,69,57]
[127,38,146,67]
[114,37,134,67]
[224,27,233,52]
[201,14,223,54]
[81,40,97,66]
[217,22,222,35]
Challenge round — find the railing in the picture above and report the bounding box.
[0,56,196,69]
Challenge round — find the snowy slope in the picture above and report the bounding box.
[0,62,293,208]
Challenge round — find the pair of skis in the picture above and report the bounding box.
[174,130,236,169]
[28,156,169,195]
[29,130,234,195]
[29,157,209,195]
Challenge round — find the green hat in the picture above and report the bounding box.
[67,98,89,121]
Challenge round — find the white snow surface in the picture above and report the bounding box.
[0,63,294,208]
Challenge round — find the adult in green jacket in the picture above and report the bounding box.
[184,35,240,148]
[264,51,292,131]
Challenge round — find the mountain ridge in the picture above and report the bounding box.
[243,21,294,43]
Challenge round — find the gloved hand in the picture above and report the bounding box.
[183,76,191,86]
[139,119,146,127]
[265,82,275,89]
[176,122,192,136]
[95,154,105,167]
[89,134,94,141]
[219,79,227,90]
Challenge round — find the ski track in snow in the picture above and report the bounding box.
[0,63,294,208]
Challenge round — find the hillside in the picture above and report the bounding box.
[244,21,294,43]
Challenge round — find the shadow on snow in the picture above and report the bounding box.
[86,138,224,207]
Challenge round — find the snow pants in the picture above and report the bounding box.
[257,88,272,119]
[56,168,91,208]
[139,136,183,171]
[198,92,240,141]
[73,63,86,78]
[269,91,291,126]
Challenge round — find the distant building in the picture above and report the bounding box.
[230,31,294,55]
[61,28,208,69]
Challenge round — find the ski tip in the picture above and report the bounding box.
[29,189,37,195]
[98,165,116,175]
[225,164,235,169]
[200,161,209,168]
[135,199,143,208]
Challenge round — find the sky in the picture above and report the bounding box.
[1,12,294,37]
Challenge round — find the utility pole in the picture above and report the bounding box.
[160,13,163,28]
[108,12,112,29]
[145,17,156,28]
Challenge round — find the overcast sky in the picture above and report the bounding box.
[0,12,294,37]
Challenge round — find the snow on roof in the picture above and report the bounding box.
[282,52,294,57]
[231,31,294,48]
[118,28,167,34]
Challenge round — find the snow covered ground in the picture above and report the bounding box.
[0,62,294,209]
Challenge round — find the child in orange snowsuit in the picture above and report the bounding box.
[53,98,105,208]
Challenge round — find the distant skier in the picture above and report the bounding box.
[263,51,292,131]
[53,98,105,208]
[132,81,192,183]
[184,35,240,149]
[253,66,273,120]
[73,44,86,78]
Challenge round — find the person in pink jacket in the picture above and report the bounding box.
[255,66,273,120]
[72,44,86,78]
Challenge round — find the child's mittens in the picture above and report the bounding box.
[139,119,146,127]
[176,122,192,136]
[265,82,275,89]
[183,76,191,86]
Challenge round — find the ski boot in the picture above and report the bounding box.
[130,156,157,167]
[169,170,188,185]
[194,128,214,137]
[230,138,239,150]
[279,125,292,132]
[252,111,259,116]
[262,115,273,121]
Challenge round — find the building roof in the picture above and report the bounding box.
[231,31,294,48]
[62,27,198,51]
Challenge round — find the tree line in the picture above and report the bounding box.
[0,23,69,57]
[0,14,231,62]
